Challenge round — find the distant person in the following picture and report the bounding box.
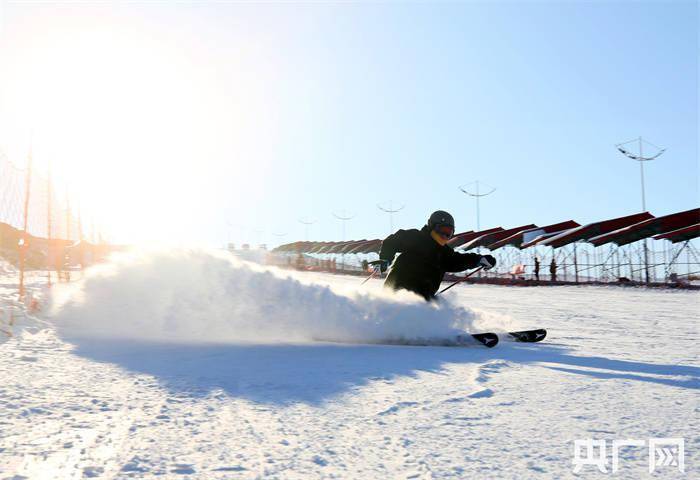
[376,210,495,301]
[533,256,540,281]
[550,258,557,282]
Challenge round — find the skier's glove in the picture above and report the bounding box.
[479,255,496,270]
[370,259,391,273]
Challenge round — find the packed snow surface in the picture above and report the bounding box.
[0,249,698,479]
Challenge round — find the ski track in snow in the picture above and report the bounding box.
[1,266,699,479]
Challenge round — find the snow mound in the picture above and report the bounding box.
[49,249,501,344]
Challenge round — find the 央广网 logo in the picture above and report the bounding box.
[572,437,684,474]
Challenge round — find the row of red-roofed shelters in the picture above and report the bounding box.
[274,208,699,254]
[274,239,382,255]
[270,208,699,285]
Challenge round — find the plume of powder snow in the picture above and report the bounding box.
[50,249,500,344]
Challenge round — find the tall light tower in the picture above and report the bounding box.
[298,217,317,241]
[459,180,496,232]
[377,201,404,235]
[271,232,287,263]
[271,231,287,243]
[616,137,666,284]
[225,221,236,250]
[253,228,264,249]
[332,210,355,271]
[616,137,665,212]
[332,210,355,243]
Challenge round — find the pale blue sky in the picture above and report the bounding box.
[0,1,697,246]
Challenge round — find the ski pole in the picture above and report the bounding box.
[360,268,378,285]
[361,260,386,285]
[437,266,484,295]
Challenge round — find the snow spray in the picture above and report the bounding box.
[50,249,506,344]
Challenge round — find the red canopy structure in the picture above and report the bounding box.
[337,239,368,254]
[520,231,562,249]
[448,228,502,249]
[653,223,700,243]
[307,242,333,254]
[346,239,381,254]
[588,208,700,247]
[274,241,312,253]
[446,230,474,248]
[537,212,654,248]
[326,241,351,254]
[486,221,580,250]
[461,224,538,251]
[275,239,382,255]
[314,242,342,254]
[366,239,382,253]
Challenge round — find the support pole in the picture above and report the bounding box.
[47,160,52,287]
[18,144,33,301]
[573,242,579,283]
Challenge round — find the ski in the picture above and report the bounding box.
[463,332,499,348]
[392,332,499,348]
[507,329,547,343]
[313,332,499,348]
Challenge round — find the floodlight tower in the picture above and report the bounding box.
[615,137,665,212]
[270,232,287,263]
[377,201,405,235]
[459,180,496,232]
[332,210,356,243]
[225,221,236,249]
[253,228,264,249]
[298,217,317,241]
[333,210,356,270]
[616,137,666,284]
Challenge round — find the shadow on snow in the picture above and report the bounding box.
[67,338,700,406]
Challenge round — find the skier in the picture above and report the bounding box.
[375,210,496,300]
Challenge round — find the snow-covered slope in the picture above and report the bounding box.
[0,250,697,479]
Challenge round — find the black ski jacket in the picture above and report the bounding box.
[379,226,481,300]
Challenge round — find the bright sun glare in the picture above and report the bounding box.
[1,6,275,245]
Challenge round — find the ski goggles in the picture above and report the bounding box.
[434,224,455,239]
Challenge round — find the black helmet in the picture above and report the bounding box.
[427,210,455,230]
